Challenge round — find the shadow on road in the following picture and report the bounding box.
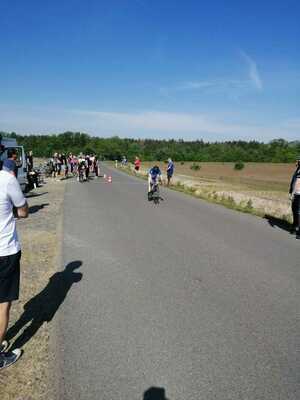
[26,192,48,198]
[28,203,50,214]
[264,214,292,233]
[6,260,82,349]
[143,387,170,400]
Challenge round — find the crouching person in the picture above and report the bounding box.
[0,159,28,369]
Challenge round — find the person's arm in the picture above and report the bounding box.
[289,171,298,201]
[16,202,29,218]
[8,176,29,218]
[289,171,296,194]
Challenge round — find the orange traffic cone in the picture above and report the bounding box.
[107,176,112,183]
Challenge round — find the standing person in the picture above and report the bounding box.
[166,158,174,186]
[26,151,33,173]
[289,156,300,238]
[0,159,28,369]
[7,148,18,178]
[62,154,68,178]
[94,156,99,178]
[52,153,58,178]
[134,156,141,174]
[57,154,62,176]
[85,155,91,180]
[68,154,74,175]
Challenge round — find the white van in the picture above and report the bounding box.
[0,136,28,192]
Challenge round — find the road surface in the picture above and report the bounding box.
[55,165,299,400]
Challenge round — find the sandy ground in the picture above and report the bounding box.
[1,177,65,400]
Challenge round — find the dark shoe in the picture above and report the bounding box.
[0,340,9,353]
[0,349,22,370]
[296,229,300,239]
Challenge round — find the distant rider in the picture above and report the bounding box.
[77,155,86,181]
[148,165,162,195]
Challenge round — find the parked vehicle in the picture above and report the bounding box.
[0,135,28,192]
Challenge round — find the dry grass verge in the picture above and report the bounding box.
[1,178,65,400]
[112,162,293,224]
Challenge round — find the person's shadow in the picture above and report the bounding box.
[264,214,293,233]
[143,387,170,400]
[28,203,50,214]
[6,261,82,349]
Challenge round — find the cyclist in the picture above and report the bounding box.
[77,155,86,182]
[148,165,162,197]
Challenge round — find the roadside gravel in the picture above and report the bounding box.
[1,177,65,400]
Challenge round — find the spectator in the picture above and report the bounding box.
[94,156,100,177]
[57,154,62,176]
[134,156,141,173]
[0,159,28,369]
[122,156,127,167]
[26,151,34,173]
[289,156,300,238]
[166,158,174,186]
[7,148,18,178]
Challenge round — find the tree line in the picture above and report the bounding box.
[1,131,300,163]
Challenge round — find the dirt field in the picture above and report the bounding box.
[1,177,65,400]
[141,161,294,190]
[120,161,296,221]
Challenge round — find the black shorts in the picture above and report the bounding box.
[0,251,21,303]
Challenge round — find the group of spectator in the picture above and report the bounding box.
[49,153,100,179]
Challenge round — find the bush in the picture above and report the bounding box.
[190,163,201,171]
[234,161,245,170]
[246,199,253,210]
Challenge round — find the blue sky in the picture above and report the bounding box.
[0,0,299,141]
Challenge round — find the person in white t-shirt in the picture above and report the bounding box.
[0,159,28,369]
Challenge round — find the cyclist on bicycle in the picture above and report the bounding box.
[77,155,86,182]
[148,165,162,195]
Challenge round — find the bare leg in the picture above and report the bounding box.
[0,302,11,344]
[148,177,152,192]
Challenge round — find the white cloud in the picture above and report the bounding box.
[160,77,256,100]
[159,51,263,98]
[0,105,298,141]
[240,51,263,91]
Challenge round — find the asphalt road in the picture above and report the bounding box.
[56,165,299,400]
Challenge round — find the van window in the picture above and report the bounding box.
[0,147,23,168]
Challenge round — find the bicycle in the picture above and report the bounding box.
[78,167,85,183]
[148,181,162,204]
